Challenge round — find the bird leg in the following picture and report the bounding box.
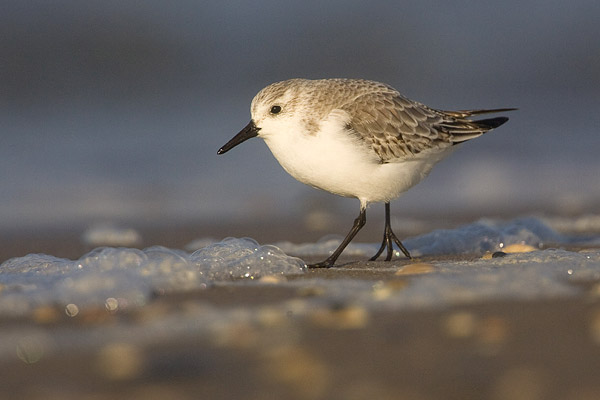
[308,207,367,268]
[370,202,411,261]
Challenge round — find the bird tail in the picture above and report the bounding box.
[472,116,510,130]
[438,108,516,144]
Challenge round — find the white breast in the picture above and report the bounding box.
[261,112,452,206]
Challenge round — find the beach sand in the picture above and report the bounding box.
[1,220,600,400]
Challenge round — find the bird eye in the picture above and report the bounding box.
[270,105,281,114]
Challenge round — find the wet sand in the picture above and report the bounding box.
[2,222,600,400]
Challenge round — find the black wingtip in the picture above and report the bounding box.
[474,116,510,129]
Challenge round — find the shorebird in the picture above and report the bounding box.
[218,78,513,267]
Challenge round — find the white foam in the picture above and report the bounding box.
[278,217,579,258]
[0,217,598,320]
[0,238,306,316]
[403,217,566,257]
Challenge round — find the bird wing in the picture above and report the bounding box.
[339,90,513,162]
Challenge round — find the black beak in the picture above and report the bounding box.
[217,120,260,155]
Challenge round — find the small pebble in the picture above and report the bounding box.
[16,335,48,364]
[297,286,326,297]
[371,279,408,300]
[65,303,79,317]
[105,297,119,313]
[395,262,435,276]
[257,306,288,327]
[478,316,510,345]
[443,311,477,338]
[209,318,261,349]
[483,244,538,259]
[262,345,329,398]
[259,275,285,284]
[504,243,538,253]
[310,304,369,329]
[95,343,144,380]
[32,306,61,324]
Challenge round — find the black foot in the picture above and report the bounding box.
[370,226,411,261]
[370,202,411,261]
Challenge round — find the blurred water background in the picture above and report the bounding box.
[1,1,599,232]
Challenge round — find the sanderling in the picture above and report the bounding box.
[218,78,514,268]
